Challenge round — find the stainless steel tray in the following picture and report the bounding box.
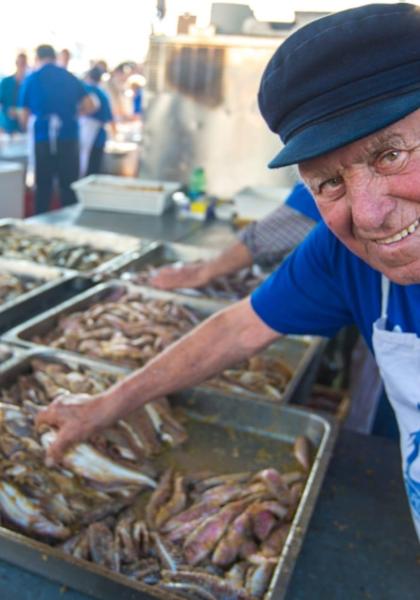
[0,219,149,275]
[4,281,325,405]
[0,258,94,335]
[0,348,338,600]
[106,241,266,300]
[0,341,23,366]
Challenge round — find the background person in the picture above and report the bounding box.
[151,182,319,290]
[80,66,115,176]
[37,3,420,539]
[57,48,71,70]
[0,52,28,134]
[18,44,96,214]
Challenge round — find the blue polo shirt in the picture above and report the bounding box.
[251,222,420,352]
[0,75,23,133]
[84,83,113,148]
[19,63,87,142]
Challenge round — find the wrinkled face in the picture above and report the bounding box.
[299,109,420,285]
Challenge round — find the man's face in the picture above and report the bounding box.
[299,109,420,285]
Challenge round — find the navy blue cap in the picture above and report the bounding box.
[258,3,420,168]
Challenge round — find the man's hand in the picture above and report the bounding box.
[35,392,113,465]
[150,262,211,290]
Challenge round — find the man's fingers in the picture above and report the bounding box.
[35,406,59,429]
[45,425,79,465]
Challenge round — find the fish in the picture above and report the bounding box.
[245,561,275,599]
[145,467,174,528]
[183,498,253,566]
[161,570,254,600]
[154,473,187,529]
[293,435,313,471]
[0,481,70,539]
[41,431,157,489]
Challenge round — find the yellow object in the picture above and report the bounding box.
[190,200,207,215]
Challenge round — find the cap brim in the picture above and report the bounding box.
[268,90,420,168]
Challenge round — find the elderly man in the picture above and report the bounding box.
[37,3,420,538]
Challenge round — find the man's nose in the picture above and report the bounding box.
[347,173,395,231]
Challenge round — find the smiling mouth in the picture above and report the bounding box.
[375,219,419,245]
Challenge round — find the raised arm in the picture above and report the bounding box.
[36,297,280,462]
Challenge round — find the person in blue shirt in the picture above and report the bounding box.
[149,182,319,291]
[0,53,28,134]
[37,4,420,540]
[18,44,96,214]
[82,66,115,175]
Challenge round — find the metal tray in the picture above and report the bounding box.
[105,241,267,299]
[0,258,94,335]
[0,348,338,600]
[0,219,148,275]
[0,341,23,366]
[4,281,325,405]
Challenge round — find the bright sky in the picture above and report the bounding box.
[2,1,418,74]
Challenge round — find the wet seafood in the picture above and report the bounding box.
[293,435,313,471]
[0,271,40,304]
[58,463,307,600]
[41,430,157,490]
[206,354,293,402]
[33,292,201,368]
[0,481,71,539]
[0,228,117,271]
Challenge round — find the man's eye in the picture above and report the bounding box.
[377,149,407,169]
[319,176,344,193]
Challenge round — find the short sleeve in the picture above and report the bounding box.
[251,222,354,337]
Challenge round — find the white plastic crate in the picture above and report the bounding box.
[71,175,181,215]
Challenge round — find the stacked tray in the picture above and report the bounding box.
[106,241,268,300]
[0,219,149,276]
[4,281,325,406]
[0,348,337,600]
[0,257,95,334]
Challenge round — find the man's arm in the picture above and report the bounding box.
[36,298,280,462]
[151,240,253,289]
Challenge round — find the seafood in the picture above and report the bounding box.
[0,481,71,539]
[0,228,117,271]
[0,272,40,304]
[41,431,157,490]
[206,355,293,402]
[126,263,266,300]
[33,292,201,368]
[293,435,313,471]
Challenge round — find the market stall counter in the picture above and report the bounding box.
[0,429,417,600]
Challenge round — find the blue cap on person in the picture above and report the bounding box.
[258,3,420,168]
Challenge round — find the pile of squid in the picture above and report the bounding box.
[61,435,312,600]
[33,290,201,368]
[0,359,187,541]
[0,229,116,271]
[32,290,293,401]
[0,271,40,304]
[124,263,265,300]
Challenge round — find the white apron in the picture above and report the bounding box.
[78,116,101,177]
[372,276,420,540]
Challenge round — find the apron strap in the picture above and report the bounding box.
[381,275,391,319]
